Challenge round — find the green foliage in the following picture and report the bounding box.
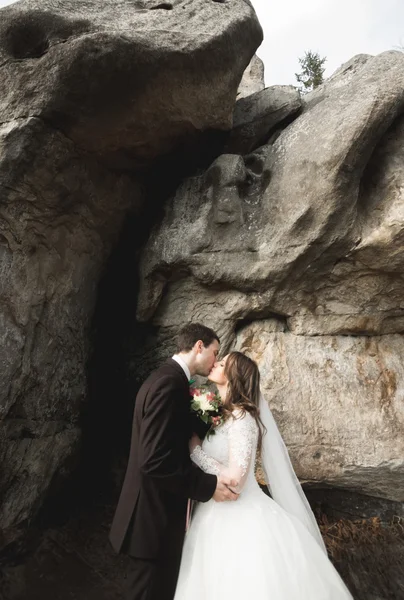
[295,50,327,93]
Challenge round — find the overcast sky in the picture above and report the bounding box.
[1,0,403,86]
[252,0,404,85]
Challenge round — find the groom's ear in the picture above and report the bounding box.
[194,340,204,354]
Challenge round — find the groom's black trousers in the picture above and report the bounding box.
[124,518,184,600]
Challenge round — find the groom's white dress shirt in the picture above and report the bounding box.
[172,354,191,382]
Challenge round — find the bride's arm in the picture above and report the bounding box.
[190,411,257,492]
[190,442,222,477]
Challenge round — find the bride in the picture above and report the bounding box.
[174,351,353,600]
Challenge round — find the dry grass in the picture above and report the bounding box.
[318,515,404,599]
[319,514,404,560]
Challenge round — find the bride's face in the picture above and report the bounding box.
[208,355,228,385]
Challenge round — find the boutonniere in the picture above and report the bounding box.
[189,386,224,437]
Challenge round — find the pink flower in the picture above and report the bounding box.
[206,392,215,403]
[192,388,201,397]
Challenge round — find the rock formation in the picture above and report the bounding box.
[1,0,403,593]
[237,54,265,99]
[135,51,404,503]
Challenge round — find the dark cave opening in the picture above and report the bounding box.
[35,129,233,531]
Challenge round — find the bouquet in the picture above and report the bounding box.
[190,386,224,436]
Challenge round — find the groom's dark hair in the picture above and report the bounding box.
[176,323,219,352]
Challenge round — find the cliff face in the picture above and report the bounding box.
[135,51,404,503]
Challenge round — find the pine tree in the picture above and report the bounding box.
[295,50,327,93]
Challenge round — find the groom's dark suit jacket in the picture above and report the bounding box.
[109,358,217,559]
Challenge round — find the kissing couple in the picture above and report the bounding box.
[110,323,353,600]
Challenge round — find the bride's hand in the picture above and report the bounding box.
[189,433,202,454]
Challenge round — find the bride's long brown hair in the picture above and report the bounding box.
[222,351,266,452]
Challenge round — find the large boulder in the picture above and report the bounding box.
[0,0,263,168]
[237,54,265,99]
[0,0,263,551]
[224,85,302,155]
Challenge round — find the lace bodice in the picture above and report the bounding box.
[191,410,260,494]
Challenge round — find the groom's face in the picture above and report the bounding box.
[194,339,220,377]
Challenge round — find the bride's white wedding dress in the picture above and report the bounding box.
[174,410,353,600]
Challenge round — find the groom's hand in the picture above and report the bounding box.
[213,476,239,502]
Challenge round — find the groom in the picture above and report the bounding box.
[109,323,239,600]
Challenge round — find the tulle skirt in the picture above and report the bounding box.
[174,487,353,600]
